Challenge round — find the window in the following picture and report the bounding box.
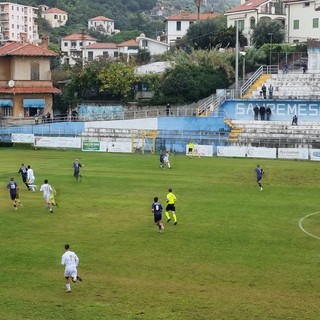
[293,20,299,29]
[64,42,68,47]
[79,42,83,47]
[250,18,255,28]
[313,18,319,28]
[31,62,40,80]
[103,51,109,58]
[189,21,194,26]
[303,2,310,6]
[176,21,181,31]
[54,14,57,19]
[71,41,76,47]
[114,52,118,58]
[237,20,244,31]
[142,39,148,47]
[88,51,93,61]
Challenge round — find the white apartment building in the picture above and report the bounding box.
[136,33,170,55]
[0,2,39,43]
[88,16,115,35]
[164,12,220,44]
[82,42,119,63]
[284,0,320,43]
[41,7,68,28]
[60,33,97,66]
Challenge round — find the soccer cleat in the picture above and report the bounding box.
[14,207,18,211]
[76,275,82,282]
[174,222,177,225]
[49,208,53,213]
[167,218,171,223]
[260,188,263,191]
[65,289,71,293]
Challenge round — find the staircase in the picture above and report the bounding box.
[242,74,271,99]
[224,119,243,142]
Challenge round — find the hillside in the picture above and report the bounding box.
[13,0,238,45]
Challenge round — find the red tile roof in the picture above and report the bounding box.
[0,42,57,57]
[117,40,139,47]
[44,8,67,14]
[225,0,269,13]
[89,16,113,21]
[62,34,97,41]
[165,12,220,21]
[0,87,61,94]
[83,43,118,49]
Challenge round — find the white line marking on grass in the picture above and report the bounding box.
[299,211,320,240]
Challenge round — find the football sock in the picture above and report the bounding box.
[258,183,262,188]
[66,283,71,290]
[173,213,177,223]
[165,211,170,220]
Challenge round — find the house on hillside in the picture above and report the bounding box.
[41,7,68,28]
[0,2,39,43]
[164,12,220,44]
[88,16,119,35]
[117,39,139,61]
[82,42,119,63]
[284,0,320,43]
[136,33,170,55]
[60,33,97,66]
[0,38,60,118]
[224,0,286,46]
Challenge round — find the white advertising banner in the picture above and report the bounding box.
[246,147,277,159]
[278,148,309,160]
[34,137,81,149]
[310,149,320,161]
[217,146,247,157]
[11,133,34,143]
[185,144,213,157]
[108,141,132,153]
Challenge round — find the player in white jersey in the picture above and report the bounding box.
[27,165,36,191]
[39,179,54,213]
[163,151,171,169]
[61,244,82,293]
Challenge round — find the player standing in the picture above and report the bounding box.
[73,159,84,182]
[165,188,177,225]
[40,179,54,213]
[255,165,264,191]
[6,177,20,210]
[61,244,82,293]
[152,197,164,233]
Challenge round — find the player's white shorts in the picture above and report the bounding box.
[64,266,77,279]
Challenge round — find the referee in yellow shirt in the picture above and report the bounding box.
[165,188,177,225]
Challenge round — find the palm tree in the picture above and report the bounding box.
[194,0,202,21]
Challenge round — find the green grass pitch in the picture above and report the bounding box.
[1,148,320,320]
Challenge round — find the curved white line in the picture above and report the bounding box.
[299,211,320,240]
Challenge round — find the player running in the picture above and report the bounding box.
[152,197,164,233]
[165,188,177,225]
[255,165,264,191]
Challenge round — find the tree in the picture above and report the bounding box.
[98,63,136,101]
[252,20,285,48]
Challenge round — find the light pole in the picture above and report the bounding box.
[240,51,246,86]
[268,32,273,66]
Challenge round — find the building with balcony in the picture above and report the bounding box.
[0,2,39,43]
[41,7,68,28]
[225,0,286,46]
[164,12,220,45]
[60,33,97,66]
[88,16,117,35]
[0,40,60,118]
[82,42,119,63]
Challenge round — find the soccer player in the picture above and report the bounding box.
[6,177,20,210]
[40,179,54,213]
[255,165,264,191]
[18,163,30,190]
[188,141,194,157]
[159,151,165,169]
[152,197,164,233]
[61,244,82,293]
[163,151,171,169]
[73,159,84,181]
[165,188,177,225]
[27,165,36,192]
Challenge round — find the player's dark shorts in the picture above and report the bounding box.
[22,176,27,183]
[256,176,262,182]
[74,171,80,177]
[154,213,162,223]
[188,148,193,152]
[166,204,175,211]
[10,193,17,200]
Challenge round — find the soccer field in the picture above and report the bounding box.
[0,148,320,320]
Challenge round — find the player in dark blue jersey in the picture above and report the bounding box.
[255,165,264,191]
[152,197,164,233]
[6,177,20,210]
[73,159,84,182]
[18,163,30,190]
